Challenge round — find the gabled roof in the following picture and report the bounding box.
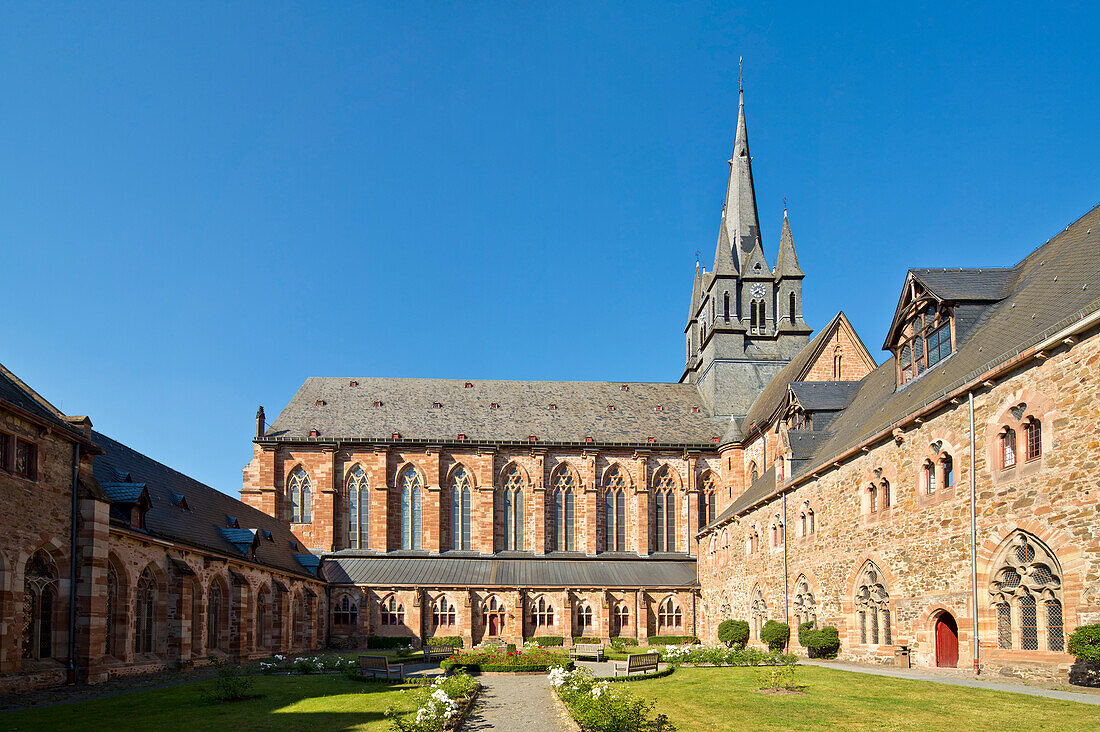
[0,362,98,446]
[92,430,318,580]
[883,268,1017,349]
[788,381,863,412]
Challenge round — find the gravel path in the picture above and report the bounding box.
[464,675,574,731]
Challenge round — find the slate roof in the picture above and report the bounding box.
[788,381,863,411]
[707,465,777,529]
[0,362,95,444]
[324,555,697,588]
[265,378,725,447]
[910,268,1017,301]
[92,431,318,580]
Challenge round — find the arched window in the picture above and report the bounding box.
[532,596,555,628]
[924,460,937,495]
[288,466,311,523]
[855,561,891,646]
[105,565,119,657]
[868,483,878,513]
[432,595,456,627]
[1024,419,1042,462]
[834,352,843,379]
[380,595,404,626]
[501,465,525,551]
[614,603,629,634]
[576,602,593,633]
[789,292,796,324]
[657,597,682,630]
[771,513,784,546]
[334,595,359,626]
[748,462,759,484]
[1001,428,1017,469]
[450,466,473,551]
[207,582,223,651]
[759,300,766,329]
[22,551,57,660]
[942,454,954,488]
[723,292,730,322]
[256,588,269,648]
[135,567,157,655]
[398,466,422,550]
[989,532,1063,652]
[808,509,815,534]
[603,466,627,552]
[653,466,677,552]
[699,471,717,527]
[346,465,368,549]
[550,466,576,552]
[750,301,758,330]
[750,587,767,640]
[484,595,505,635]
[792,576,817,627]
[881,480,892,509]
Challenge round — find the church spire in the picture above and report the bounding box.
[775,204,803,278]
[715,78,765,275]
[688,257,703,322]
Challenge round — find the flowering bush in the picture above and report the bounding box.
[386,672,479,732]
[656,643,795,667]
[550,666,675,732]
[441,645,571,672]
[255,654,357,675]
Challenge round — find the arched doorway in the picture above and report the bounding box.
[935,612,959,668]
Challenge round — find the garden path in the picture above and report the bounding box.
[463,674,575,731]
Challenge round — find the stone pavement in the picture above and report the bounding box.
[802,659,1100,706]
[463,674,574,731]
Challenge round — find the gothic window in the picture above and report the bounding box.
[750,587,767,640]
[334,595,359,626]
[484,595,505,634]
[854,561,892,645]
[789,292,796,324]
[750,301,758,330]
[748,462,759,484]
[551,466,576,552]
[135,567,157,655]
[207,582,223,650]
[399,466,422,550]
[346,465,368,550]
[770,513,784,547]
[256,589,269,647]
[653,466,677,552]
[1001,428,1017,469]
[22,551,57,660]
[833,352,843,379]
[532,596,555,628]
[450,466,473,551]
[759,300,766,329]
[989,532,1064,652]
[603,465,627,552]
[799,501,815,537]
[1024,419,1042,462]
[699,471,717,527]
[657,597,682,630]
[576,602,593,633]
[432,595,456,627]
[501,465,525,551]
[380,595,404,626]
[881,480,892,509]
[105,565,119,657]
[792,576,817,627]
[614,603,629,633]
[943,454,954,488]
[288,466,311,523]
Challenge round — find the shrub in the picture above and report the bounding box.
[805,626,840,659]
[200,656,255,703]
[1068,623,1100,664]
[573,636,601,644]
[527,636,565,646]
[367,636,416,649]
[610,637,638,651]
[442,646,574,673]
[760,621,790,652]
[386,671,479,732]
[756,660,799,692]
[549,666,677,731]
[293,657,320,674]
[797,622,816,648]
[647,635,699,646]
[718,620,749,649]
[426,636,463,648]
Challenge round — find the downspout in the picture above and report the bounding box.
[969,391,980,674]
[782,489,790,650]
[68,443,80,685]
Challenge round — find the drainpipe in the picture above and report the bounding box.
[968,391,980,674]
[782,490,790,650]
[68,443,81,685]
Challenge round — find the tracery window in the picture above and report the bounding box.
[576,602,593,632]
[346,465,369,549]
[450,466,473,551]
[603,465,627,552]
[792,576,817,627]
[288,466,311,523]
[614,603,629,633]
[207,582,223,650]
[550,466,576,552]
[105,565,119,657]
[432,595,456,627]
[532,596,555,628]
[399,466,422,550]
[748,462,759,484]
[1024,419,1042,462]
[854,561,892,645]
[333,595,359,626]
[22,551,57,660]
[1001,428,1017,469]
[653,466,677,552]
[501,465,525,551]
[657,597,682,630]
[750,587,767,640]
[699,471,717,528]
[256,589,268,647]
[135,567,157,655]
[989,532,1063,652]
[380,595,404,626]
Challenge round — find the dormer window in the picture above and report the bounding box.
[896,304,953,385]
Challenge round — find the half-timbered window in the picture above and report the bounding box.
[288,466,311,523]
[450,466,473,551]
[550,466,576,552]
[603,465,627,552]
[653,466,677,552]
[893,296,954,386]
[346,465,368,549]
[989,532,1063,652]
[398,466,422,550]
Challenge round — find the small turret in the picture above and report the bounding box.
[255,406,266,440]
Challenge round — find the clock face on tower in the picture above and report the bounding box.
[750,284,765,298]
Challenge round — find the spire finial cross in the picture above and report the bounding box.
[738,57,743,93]
[783,195,788,213]
[695,250,701,267]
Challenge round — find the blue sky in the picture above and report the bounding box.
[2,2,1097,495]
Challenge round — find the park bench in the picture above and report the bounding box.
[613,652,659,677]
[357,654,405,680]
[423,644,458,663]
[570,642,605,661]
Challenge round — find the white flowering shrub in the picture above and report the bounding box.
[549,666,674,732]
[386,672,479,732]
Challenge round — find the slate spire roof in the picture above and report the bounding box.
[688,260,703,322]
[715,86,764,276]
[775,207,803,279]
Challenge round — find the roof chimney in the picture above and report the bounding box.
[255,406,265,440]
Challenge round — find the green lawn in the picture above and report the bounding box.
[635,666,1097,731]
[1,675,421,732]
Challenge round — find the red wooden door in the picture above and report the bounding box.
[489,614,499,636]
[936,613,959,668]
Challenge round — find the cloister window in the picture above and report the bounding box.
[576,603,594,633]
[333,595,359,626]
[288,466,311,523]
[614,604,629,632]
[1024,419,1042,462]
[657,598,682,630]
[603,465,627,552]
[346,465,368,549]
[381,595,404,626]
[989,532,1063,652]
[750,587,767,640]
[532,596,555,628]
[399,466,422,550]
[450,466,473,551]
[501,465,525,551]
[653,466,677,552]
[135,567,157,655]
[1001,428,1017,469]
[854,561,892,645]
[551,467,576,552]
[792,576,817,627]
[22,551,57,660]
[432,596,456,626]
[699,471,717,527]
[207,582,223,650]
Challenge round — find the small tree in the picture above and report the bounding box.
[797,621,816,648]
[1068,623,1100,664]
[718,620,750,649]
[760,620,790,652]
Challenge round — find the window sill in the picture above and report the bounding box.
[862,507,895,525]
[916,486,956,508]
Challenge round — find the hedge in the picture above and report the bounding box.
[718,620,749,649]
[760,620,790,652]
[610,637,638,647]
[1068,623,1100,664]
[572,636,601,644]
[647,635,700,645]
[365,636,415,649]
[526,636,565,646]
[426,636,464,648]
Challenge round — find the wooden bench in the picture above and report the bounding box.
[570,642,605,661]
[357,654,405,680]
[613,652,659,677]
[423,644,458,663]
